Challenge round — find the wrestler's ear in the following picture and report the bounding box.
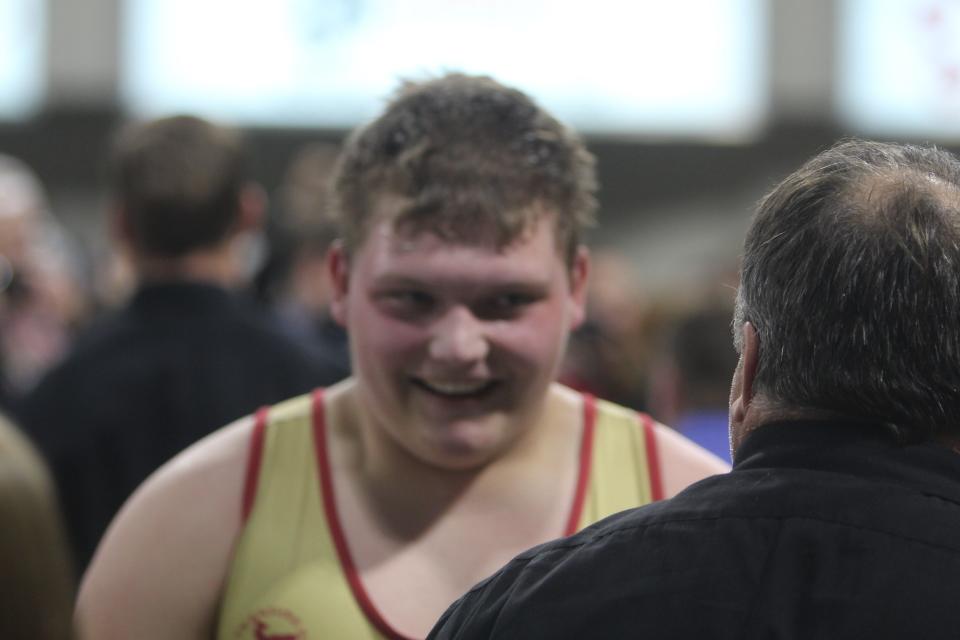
[327,240,349,327]
[568,245,590,330]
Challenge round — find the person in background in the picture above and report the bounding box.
[558,248,650,410]
[647,300,739,463]
[0,154,88,405]
[252,141,350,382]
[76,74,726,640]
[0,414,74,639]
[430,139,960,639]
[16,116,343,574]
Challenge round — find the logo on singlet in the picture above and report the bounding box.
[234,608,307,640]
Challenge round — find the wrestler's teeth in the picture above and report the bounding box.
[422,380,489,395]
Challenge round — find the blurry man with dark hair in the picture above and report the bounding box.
[17,115,341,573]
[430,139,960,639]
[112,115,250,259]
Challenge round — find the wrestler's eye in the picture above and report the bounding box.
[476,292,539,320]
[378,290,436,318]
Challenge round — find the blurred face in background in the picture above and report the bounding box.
[0,171,42,279]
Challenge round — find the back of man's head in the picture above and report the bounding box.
[332,72,597,266]
[111,115,248,257]
[735,139,960,441]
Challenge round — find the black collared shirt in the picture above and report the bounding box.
[430,420,960,639]
[16,281,346,573]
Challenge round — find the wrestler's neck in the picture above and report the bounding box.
[328,380,579,510]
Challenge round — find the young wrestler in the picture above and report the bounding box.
[77,74,726,640]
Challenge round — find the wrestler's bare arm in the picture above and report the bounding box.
[76,416,253,640]
[654,422,731,498]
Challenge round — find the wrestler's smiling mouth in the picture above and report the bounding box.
[412,378,499,398]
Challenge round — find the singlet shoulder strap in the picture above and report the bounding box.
[637,411,664,501]
[241,406,269,522]
[573,396,668,530]
[563,393,596,535]
[239,392,322,523]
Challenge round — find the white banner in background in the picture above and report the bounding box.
[122,0,766,140]
[840,0,960,139]
[0,0,44,120]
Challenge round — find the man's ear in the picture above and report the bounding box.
[730,322,760,424]
[741,322,759,408]
[568,245,590,330]
[327,239,350,327]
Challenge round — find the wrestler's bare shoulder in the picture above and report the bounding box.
[654,420,731,497]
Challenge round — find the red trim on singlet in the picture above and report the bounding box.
[563,392,597,535]
[241,406,269,522]
[640,413,665,501]
[311,389,417,640]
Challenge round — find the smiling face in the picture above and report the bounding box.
[329,213,589,470]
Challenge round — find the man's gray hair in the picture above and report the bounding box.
[734,138,960,441]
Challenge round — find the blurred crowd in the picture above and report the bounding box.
[0,146,738,443]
